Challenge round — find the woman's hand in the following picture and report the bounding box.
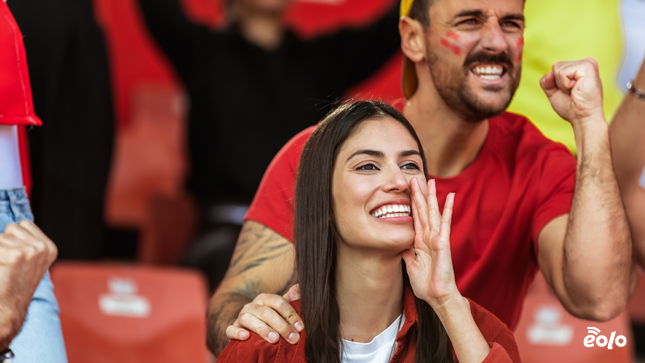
[402,178,461,310]
[404,179,505,363]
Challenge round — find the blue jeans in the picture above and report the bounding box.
[0,188,67,363]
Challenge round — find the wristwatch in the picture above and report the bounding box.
[0,348,14,363]
[627,80,645,101]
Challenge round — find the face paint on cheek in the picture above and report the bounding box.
[440,38,461,55]
[515,37,524,63]
[445,31,460,41]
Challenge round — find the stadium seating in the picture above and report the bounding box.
[104,85,197,265]
[51,262,212,363]
[514,272,633,363]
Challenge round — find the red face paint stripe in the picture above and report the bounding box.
[515,38,524,63]
[440,38,461,55]
[446,31,460,41]
[515,53,523,63]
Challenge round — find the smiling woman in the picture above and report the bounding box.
[216,100,521,363]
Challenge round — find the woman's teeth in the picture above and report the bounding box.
[371,205,411,218]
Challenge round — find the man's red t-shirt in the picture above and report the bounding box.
[218,287,521,363]
[245,109,576,331]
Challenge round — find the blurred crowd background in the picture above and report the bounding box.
[5,0,645,361]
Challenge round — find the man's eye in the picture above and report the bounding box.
[458,18,479,25]
[401,163,420,170]
[502,21,520,28]
[357,164,379,171]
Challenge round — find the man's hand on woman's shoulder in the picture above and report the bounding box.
[207,220,301,356]
[226,285,303,344]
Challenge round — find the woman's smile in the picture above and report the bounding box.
[369,198,413,223]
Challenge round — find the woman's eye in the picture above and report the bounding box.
[401,163,420,170]
[357,164,379,171]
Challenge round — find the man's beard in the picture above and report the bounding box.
[429,51,521,123]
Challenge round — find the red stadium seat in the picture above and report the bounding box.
[514,272,633,363]
[104,85,197,265]
[51,262,212,363]
[105,85,189,228]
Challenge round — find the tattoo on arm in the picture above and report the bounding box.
[277,269,297,296]
[225,223,293,280]
[207,221,295,355]
[207,291,252,356]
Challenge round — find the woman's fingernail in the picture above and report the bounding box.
[240,331,250,340]
[289,332,298,343]
[294,321,303,331]
[268,332,279,342]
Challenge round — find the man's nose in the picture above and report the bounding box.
[480,18,508,54]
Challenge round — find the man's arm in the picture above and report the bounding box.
[610,58,645,267]
[307,0,400,93]
[0,221,57,350]
[537,58,635,322]
[206,220,300,356]
[137,0,209,82]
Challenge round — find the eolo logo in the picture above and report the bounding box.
[583,327,627,349]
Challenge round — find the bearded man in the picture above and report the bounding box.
[205,0,635,355]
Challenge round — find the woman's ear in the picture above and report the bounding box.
[399,17,426,63]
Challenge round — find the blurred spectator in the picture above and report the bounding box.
[8,0,115,260]
[610,57,645,268]
[618,0,645,92]
[608,0,645,267]
[137,0,401,289]
[0,1,66,360]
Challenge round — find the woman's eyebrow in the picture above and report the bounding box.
[399,150,421,158]
[346,149,384,162]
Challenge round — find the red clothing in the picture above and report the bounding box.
[0,0,41,127]
[245,108,576,331]
[0,0,40,194]
[217,287,520,362]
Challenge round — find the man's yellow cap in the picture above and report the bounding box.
[400,0,418,98]
[400,0,415,17]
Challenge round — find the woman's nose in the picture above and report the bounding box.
[384,168,409,192]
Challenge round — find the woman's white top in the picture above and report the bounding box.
[341,312,405,363]
[0,125,23,189]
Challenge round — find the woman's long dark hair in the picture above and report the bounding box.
[294,100,452,363]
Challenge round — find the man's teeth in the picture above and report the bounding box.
[472,66,503,80]
[371,205,411,218]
